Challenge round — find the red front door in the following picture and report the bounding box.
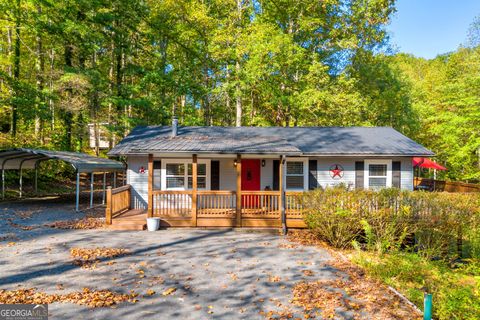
[241,159,261,191]
[241,159,261,208]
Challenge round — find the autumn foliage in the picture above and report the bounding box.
[0,288,138,308]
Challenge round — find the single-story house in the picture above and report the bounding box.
[106,120,433,229]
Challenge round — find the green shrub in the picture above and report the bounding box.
[303,187,365,249]
[302,187,480,319]
[301,186,480,259]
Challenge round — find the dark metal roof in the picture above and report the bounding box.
[108,126,434,157]
[0,148,125,172]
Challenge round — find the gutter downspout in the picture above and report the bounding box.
[281,155,287,235]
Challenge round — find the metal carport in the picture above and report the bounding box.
[0,148,125,211]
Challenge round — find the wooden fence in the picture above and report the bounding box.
[415,177,480,193]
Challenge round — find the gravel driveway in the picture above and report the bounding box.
[0,198,419,319]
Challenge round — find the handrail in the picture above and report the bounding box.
[106,185,131,225]
[197,190,236,195]
[152,190,193,195]
[111,184,131,195]
[241,191,280,196]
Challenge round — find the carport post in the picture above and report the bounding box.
[34,163,38,194]
[75,171,80,212]
[102,172,106,205]
[90,172,94,208]
[1,169,4,199]
[19,166,23,198]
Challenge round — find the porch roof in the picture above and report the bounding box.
[108,126,434,157]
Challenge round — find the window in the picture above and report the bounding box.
[364,160,392,190]
[166,163,185,189]
[286,160,307,190]
[161,159,210,190]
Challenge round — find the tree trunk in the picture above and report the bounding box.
[11,0,21,138]
[35,4,45,144]
[108,40,115,148]
[49,49,55,131]
[235,0,242,127]
[235,61,242,127]
[92,51,100,156]
[64,43,74,150]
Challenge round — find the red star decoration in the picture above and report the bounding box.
[330,165,342,178]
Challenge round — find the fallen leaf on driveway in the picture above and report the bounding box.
[145,289,155,296]
[302,270,314,277]
[162,287,177,296]
[0,288,138,308]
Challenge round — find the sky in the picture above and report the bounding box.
[387,0,480,59]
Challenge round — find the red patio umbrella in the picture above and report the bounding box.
[412,157,447,170]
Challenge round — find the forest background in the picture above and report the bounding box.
[0,0,479,181]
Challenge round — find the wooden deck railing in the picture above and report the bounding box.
[197,190,236,217]
[106,185,131,225]
[152,190,193,218]
[108,187,307,228]
[241,191,280,218]
[285,191,305,219]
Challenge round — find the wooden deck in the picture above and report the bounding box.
[109,208,305,230]
[105,155,307,230]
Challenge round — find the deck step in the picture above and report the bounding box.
[108,223,146,231]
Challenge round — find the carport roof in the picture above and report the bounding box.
[0,148,125,173]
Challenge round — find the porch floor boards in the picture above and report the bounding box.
[109,209,147,230]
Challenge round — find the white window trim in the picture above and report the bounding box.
[364,159,392,189]
[285,157,309,191]
[161,159,211,191]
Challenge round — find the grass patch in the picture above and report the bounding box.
[350,251,480,319]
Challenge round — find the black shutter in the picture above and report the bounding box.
[309,159,318,190]
[273,160,280,191]
[211,160,220,190]
[392,161,401,188]
[355,161,364,190]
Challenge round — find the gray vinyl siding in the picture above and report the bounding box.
[399,157,414,190]
[126,156,414,208]
[311,157,414,191]
[314,158,357,189]
[127,156,148,209]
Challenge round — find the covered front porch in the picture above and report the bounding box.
[106,154,306,230]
